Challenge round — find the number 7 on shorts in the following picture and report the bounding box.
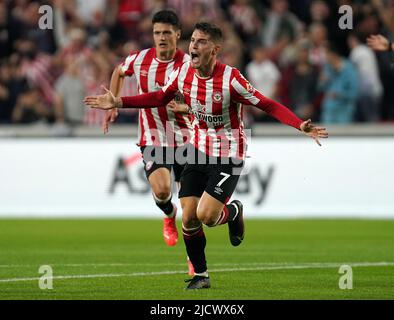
[217,172,231,187]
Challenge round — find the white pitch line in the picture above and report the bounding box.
[0,262,393,283]
[0,261,392,268]
[0,262,299,268]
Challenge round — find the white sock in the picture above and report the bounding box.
[194,271,209,278]
[152,192,172,204]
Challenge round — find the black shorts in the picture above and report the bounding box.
[178,149,244,204]
[140,146,186,182]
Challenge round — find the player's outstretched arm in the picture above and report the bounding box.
[258,97,328,146]
[300,119,328,146]
[367,34,392,51]
[254,96,329,146]
[84,86,175,110]
[230,70,328,146]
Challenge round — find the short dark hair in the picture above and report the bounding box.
[193,22,223,43]
[152,10,180,30]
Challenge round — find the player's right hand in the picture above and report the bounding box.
[102,108,119,134]
[84,85,117,108]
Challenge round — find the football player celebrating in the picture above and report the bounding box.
[85,22,328,289]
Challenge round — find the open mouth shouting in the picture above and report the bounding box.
[191,52,200,65]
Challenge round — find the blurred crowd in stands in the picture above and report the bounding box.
[0,0,394,127]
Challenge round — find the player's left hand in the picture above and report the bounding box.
[84,86,117,110]
[300,119,328,146]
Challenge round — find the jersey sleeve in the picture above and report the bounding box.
[121,91,174,108]
[120,51,138,77]
[230,68,303,130]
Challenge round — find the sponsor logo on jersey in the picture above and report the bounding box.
[192,111,224,126]
[140,70,148,77]
[192,101,224,125]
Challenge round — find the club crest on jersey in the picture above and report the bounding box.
[212,91,223,103]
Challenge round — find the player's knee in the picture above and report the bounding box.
[152,186,171,201]
[181,201,198,221]
[181,200,193,213]
[182,216,200,230]
[200,216,217,227]
[196,208,217,227]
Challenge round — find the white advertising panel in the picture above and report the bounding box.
[1,138,393,218]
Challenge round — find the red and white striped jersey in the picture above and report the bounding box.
[161,61,259,159]
[121,60,303,159]
[121,48,192,147]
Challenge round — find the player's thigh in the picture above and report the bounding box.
[148,167,172,198]
[141,146,172,197]
[178,163,208,200]
[180,196,200,228]
[201,162,244,215]
[196,192,225,226]
[179,163,208,228]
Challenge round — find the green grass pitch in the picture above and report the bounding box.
[0,219,393,300]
